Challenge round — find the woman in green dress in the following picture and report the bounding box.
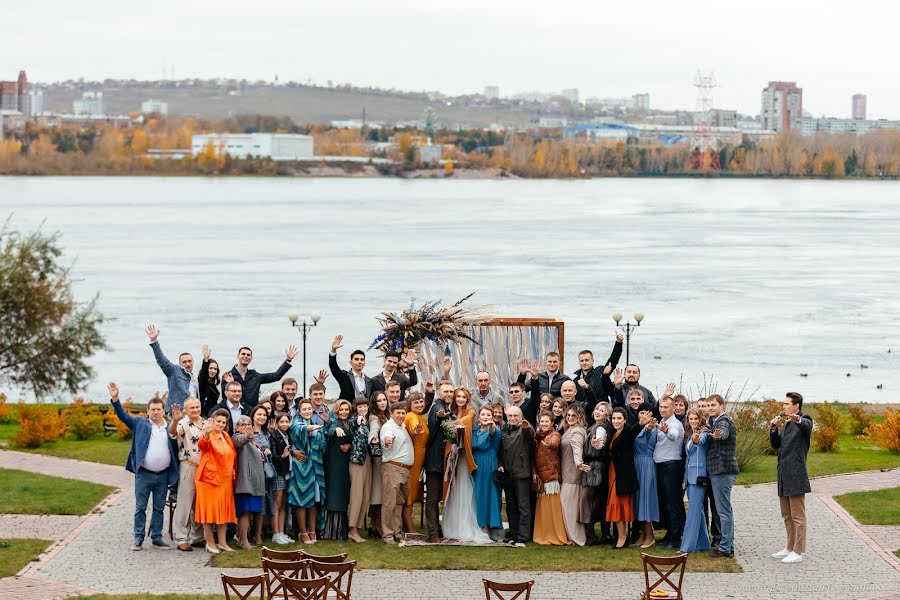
[322,399,353,540]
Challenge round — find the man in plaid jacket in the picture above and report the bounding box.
[706,393,739,558]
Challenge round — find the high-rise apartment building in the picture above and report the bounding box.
[852,94,867,120]
[632,93,650,111]
[0,70,28,112]
[761,81,802,132]
[483,85,499,100]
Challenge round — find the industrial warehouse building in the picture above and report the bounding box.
[191,133,314,160]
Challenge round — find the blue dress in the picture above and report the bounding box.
[287,415,326,511]
[471,425,503,529]
[633,427,659,522]
[681,432,711,553]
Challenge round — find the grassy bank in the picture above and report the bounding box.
[0,539,53,577]
[834,487,900,525]
[0,468,113,515]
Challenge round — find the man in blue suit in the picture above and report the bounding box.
[109,381,179,551]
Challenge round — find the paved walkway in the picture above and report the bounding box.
[2,450,899,600]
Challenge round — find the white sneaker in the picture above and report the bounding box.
[772,549,790,559]
[781,551,803,564]
[272,533,287,545]
[282,534,295,543]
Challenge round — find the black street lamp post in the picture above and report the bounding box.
[612,311,645,365]
[288,311,320,392]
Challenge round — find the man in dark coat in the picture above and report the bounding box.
[769,391,813,565]
[571,331,624,406]
[499,405,535,544]
[220,345,296,405]
[370,349,418,398]
[516,351,571,396]
[328,334,373,401]
[424,380,453,542]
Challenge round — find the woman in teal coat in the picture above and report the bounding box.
[472,405,503,532]
[287,398,326,543]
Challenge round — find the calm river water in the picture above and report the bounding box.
[2,176,899,404]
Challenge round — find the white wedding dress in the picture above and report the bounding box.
[442,451,492,544]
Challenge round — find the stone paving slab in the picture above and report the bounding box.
[0,450,132,488]
[34,483,900,599]
[0,515,84,541]
[0,575,94,600]
[811,469,900,497]
[861,526,900,554]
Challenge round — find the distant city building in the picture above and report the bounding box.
[141,99,168,115]
[563,122,744,146]
[761,81,802,132]
[73,91,104,116]
[26,90,44,115]
[796,116,900,137]
[191,133,314,160]
[484,85,500,100]
[632,93,650,111]
[417,146,442,165]
[711,109,737,128]
[0,70,28,113]
[330,119,384,129]
[538,117,568,128]
[852,94,867,120]
[561,88,579,104]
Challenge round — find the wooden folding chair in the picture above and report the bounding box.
[282,575,328,600]
[221,573,266,600]
[306,559,356,600]
[262,557,309,600]
[482,579,534,600]
[640,552,688,600]
[262,546,306,561]
[298,550,348,563]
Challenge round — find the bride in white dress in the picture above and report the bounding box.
[442,388,492,544]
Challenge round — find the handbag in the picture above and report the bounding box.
[696,475,710,487]
[264,455,276,480]
[369,439,383,458]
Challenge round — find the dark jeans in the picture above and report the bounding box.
[705,482,722,544]
[503,477,532,542]
[134,467,168,543]
[656,460,686,544]
[425,471,443,538]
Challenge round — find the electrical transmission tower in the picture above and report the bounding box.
[691,71,719,170]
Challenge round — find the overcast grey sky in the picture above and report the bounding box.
[3,0,897,117]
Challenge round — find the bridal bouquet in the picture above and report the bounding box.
[441,418,460,444]
[369,293,492,353]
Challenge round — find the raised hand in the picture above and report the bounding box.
[615,330,624,343]
[662,382,676,399]
[442,356,452,375]
[613,368,624,388]
[285,345,299,361]
[202,344,211,361]
[517,359,529,375]
[578,375,589,389]
[602,362,613,376]
[145,324,159,342]
[313,370,329,385]
[528,360,540,379]
[405,348,417,366]
[223,371,234,383]
[171,404,183,422]
[108,381,120,401]
[658,421,669,434]
[331,335,344,353]
[202,419,214,434]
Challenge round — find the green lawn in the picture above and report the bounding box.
[0,538,53,577]
[834,487,900,525]
[211,535,740,573]
[736,433,900,485]
[0,468,113,515]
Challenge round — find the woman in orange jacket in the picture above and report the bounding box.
[195,408,237,553]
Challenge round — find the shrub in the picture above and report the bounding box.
[13,402,67,448]
[847,404,873,436]
[813,403,843,452]
[865,409,900,453]
[107,399,137,440]
[731,403,774,472]
[0,392,10,423]
[63,398,105,440]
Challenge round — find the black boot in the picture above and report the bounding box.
[585,523,599,546]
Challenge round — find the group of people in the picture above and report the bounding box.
[112,325,813,566]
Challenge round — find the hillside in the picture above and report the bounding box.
[42,83,574,128]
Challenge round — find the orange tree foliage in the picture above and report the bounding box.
[14,402,67,448]
[865,409,900,453]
